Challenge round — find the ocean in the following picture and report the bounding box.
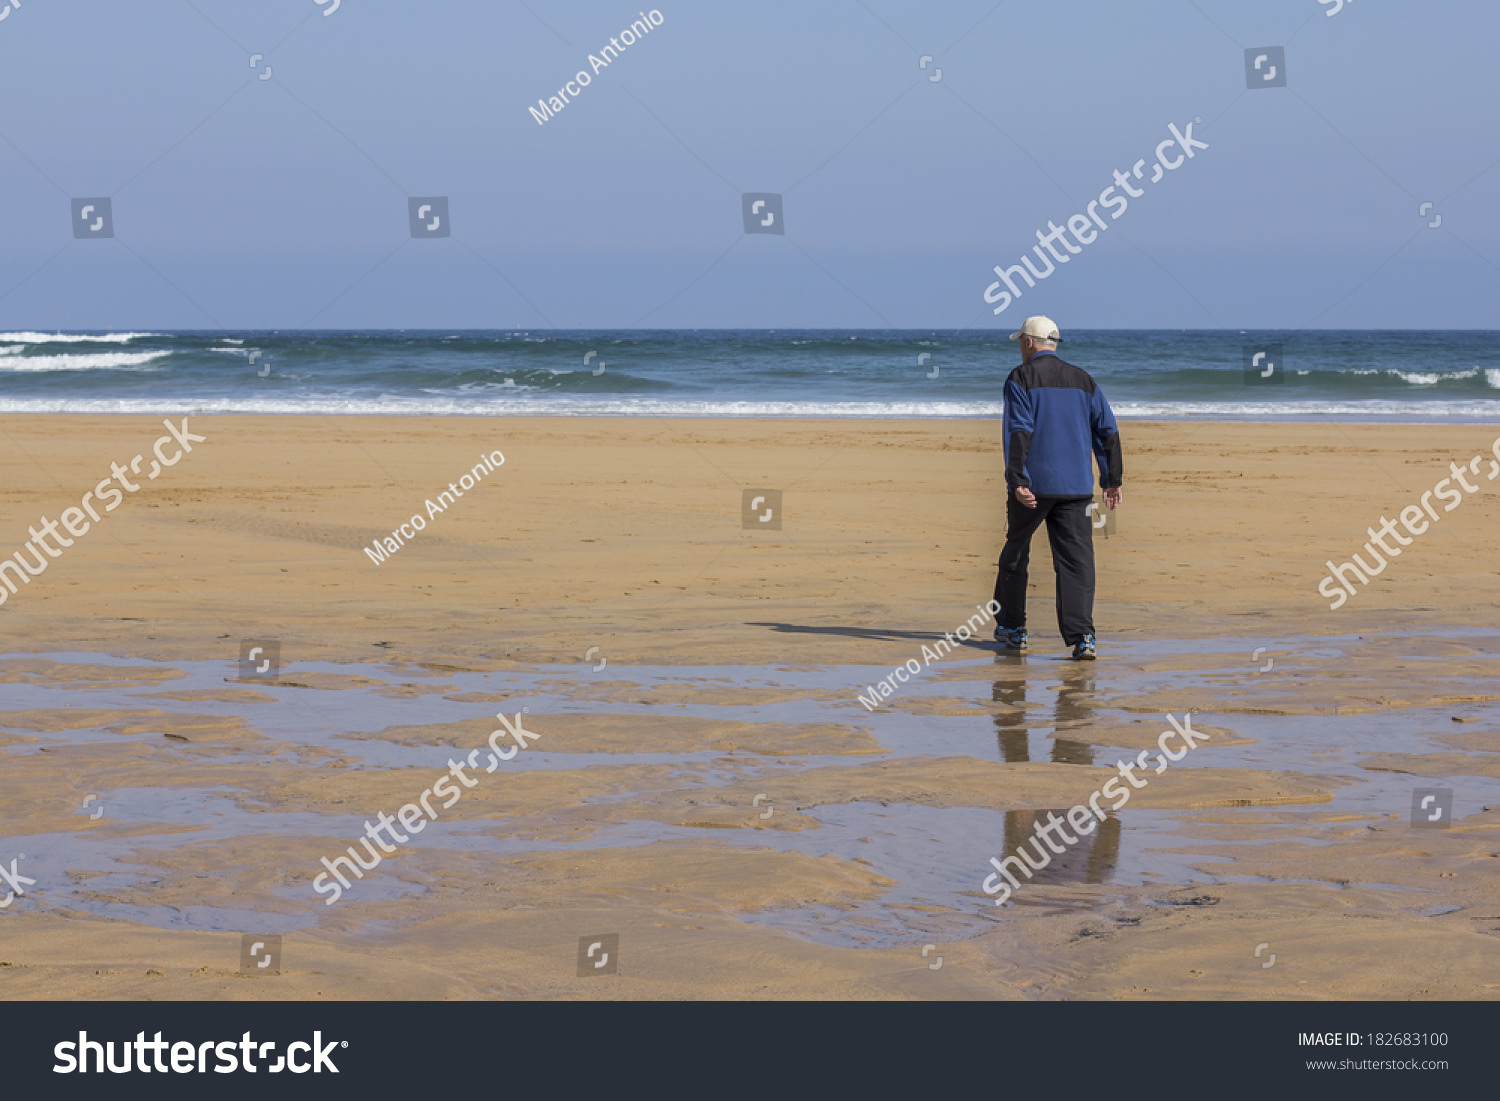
[1,329,1497,420]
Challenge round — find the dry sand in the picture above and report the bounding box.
[0,415,1497,1000]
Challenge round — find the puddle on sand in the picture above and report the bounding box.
[1,633,1496,949]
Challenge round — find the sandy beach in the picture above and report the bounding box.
[2,415,1498,999]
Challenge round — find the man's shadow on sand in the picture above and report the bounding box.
[747,622,1000,649]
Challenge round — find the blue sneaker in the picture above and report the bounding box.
[1072,634,1097,661]
[995,626,1028,651]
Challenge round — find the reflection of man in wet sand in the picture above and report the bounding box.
[990,664,1119,889]
[985,709,1208,903]
[992,665,1098,764]
[1001,808,1120,888]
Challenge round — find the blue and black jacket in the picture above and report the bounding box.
[1002,352,1123,498]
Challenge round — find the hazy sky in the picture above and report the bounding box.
[1,0,1495,330]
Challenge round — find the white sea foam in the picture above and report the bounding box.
[0,351,170,371]
[1339,367,1481,385]
[0,331,159,344]
[0,396,1009,416]
[1,396,1499,420]
[1389,368,1478,385]
[441,379,539,393]
[1110,399,1500,419]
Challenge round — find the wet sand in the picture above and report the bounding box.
[1,416,1498,999]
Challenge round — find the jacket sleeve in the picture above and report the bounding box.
[1003,375,1033,491]
[1091,387,1123,489]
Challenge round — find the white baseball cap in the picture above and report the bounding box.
[1008,315,1062,342]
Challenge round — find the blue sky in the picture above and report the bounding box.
[0,0,1495,330]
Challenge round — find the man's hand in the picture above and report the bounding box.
[1015,486,1037,509]
[1103,486,1122,509]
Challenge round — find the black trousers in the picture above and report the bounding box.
[992,495,1096,645]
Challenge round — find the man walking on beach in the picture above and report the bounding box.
[993,316,1122,660]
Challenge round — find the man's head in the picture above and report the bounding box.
[1009,315,1062,363]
